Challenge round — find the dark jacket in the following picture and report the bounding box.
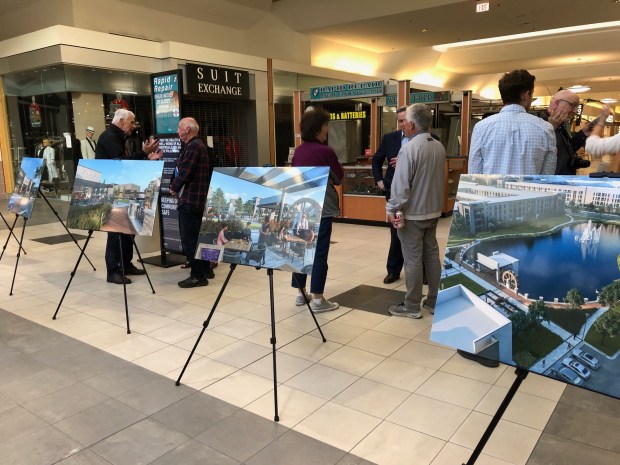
[95,124,146,160]
[372,130,402,198]
[542,114,587,175]
[170,136,210,210]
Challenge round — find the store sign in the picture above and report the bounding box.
[310,81,384,101]
[186,63,250,100]
[329,110,367,120]
[386,91,451,106]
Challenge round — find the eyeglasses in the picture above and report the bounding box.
[558,99,579,109]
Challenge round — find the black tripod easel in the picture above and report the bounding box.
[0,214,28,296]
[37,189,96,271]
[463,367,528,465]
[0,211,27,256]
[53,234,155,334]
[175,266,326,422]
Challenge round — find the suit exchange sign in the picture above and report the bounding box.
[186,63,250,100]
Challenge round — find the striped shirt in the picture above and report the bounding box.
[468,105,557,175]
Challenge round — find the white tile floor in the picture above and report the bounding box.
[0,219,566,465]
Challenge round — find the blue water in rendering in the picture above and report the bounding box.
[472,223,620,301]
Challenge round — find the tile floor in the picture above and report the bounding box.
[0,215,617,465]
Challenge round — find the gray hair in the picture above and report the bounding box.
[406,104,432,132]
[112,108,135,125]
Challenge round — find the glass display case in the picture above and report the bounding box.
[342,166,384,196]
[340,166,387,222]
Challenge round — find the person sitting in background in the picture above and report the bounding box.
[217,223,229,246]
[242,222,252,241]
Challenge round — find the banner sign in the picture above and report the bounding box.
[186,63,250,100]
[386,90,451,106]
[151,70,183,135]
[158,137,183,254]
[310,81,384,101]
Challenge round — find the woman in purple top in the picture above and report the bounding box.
[292,108,344,313]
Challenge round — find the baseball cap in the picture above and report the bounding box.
[86,126,95,132]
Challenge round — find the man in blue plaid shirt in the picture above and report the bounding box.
[170,117,213,288]
[468,69,557,175]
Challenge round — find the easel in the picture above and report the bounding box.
[175,266,327,422]
[37,189,96,271]
[0,214,28,296]
[53,233,155,333]
[463,367,528,465]
[0,211,27,256]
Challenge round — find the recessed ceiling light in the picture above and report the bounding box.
[601,98,618,103]
[421,28,428,33]
[567,85,591,93]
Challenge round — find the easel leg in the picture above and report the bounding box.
[293,275,327,342]
[463,367,528,465]
[9,217,27,296]
[132,237,155,294]
[0,211,26,256]
[54,230,93,319]
[0,214,20,262]
[176,264,237,386]
[267,268,280,422]
[119,236,131,334]
[37,190,96,271]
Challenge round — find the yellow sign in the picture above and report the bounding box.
[329,111,367,120]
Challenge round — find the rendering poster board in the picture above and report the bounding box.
[67,160,164,235]
[151,69,183,136]
[158,136,184,254]
[195,167,329,274]
[8,157,44,218]
[431,174,620,399]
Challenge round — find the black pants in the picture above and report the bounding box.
[178,204,209,279]
[385,190,404,276]
[105,233,133,275]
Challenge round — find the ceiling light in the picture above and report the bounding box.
[115,90,138,95]
[600,98,618,103]
[432,20,620,51]
[567,85,591,93]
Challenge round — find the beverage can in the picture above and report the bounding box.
[394,210,404,229]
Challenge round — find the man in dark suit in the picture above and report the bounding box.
[372,106,407,284]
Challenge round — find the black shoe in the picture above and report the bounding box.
[457,349,500,368]
[107,273,131,285]
[125,264,146,276]
[383,274,400,284]
[206,269,215,279]
[178,276,208,288]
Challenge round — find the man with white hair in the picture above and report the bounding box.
[95,108,162,285]
[386,103,445,318]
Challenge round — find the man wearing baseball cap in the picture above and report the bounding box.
[81,126,97,159]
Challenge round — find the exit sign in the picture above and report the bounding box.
[476,2,490,12]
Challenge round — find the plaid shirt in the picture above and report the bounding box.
[468,104,557,175]
[170,136,210,210]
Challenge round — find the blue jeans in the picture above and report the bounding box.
[291,217,332,294]
[178,204,209,279]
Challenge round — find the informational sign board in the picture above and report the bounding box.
[195,167,329,274]
[8,157,44,218]
[385,91,451,106]
[158,137,184,254]
[151,69,183,136]
[431,174,620,400]
[67,160,163,236]
[309,81,384,101]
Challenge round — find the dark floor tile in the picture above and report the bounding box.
[31,233,88,245]
[560,385,620,417]
[245,430,346,465]
[0,367,77,403]
[0,352,50,385]
[543,401,620,453]
[0,425,82,465]
[116,378,194,416]
[150,439,240,465]
[527,433,620,465]
[152,391,239,438]
[358,293,404,315]
[91,418,189,465]
[54,399,146,447]
[82,362,161,398]
[331,285,405,313]
[336,454,378,465]
[195,409,287,463]
[56,449,113,465]
[23,382,109,424]
[0,405,49,442]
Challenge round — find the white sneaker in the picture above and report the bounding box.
[295,294,309,306]
[311,298,339,313]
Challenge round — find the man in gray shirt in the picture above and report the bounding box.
[386,104,446,318]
